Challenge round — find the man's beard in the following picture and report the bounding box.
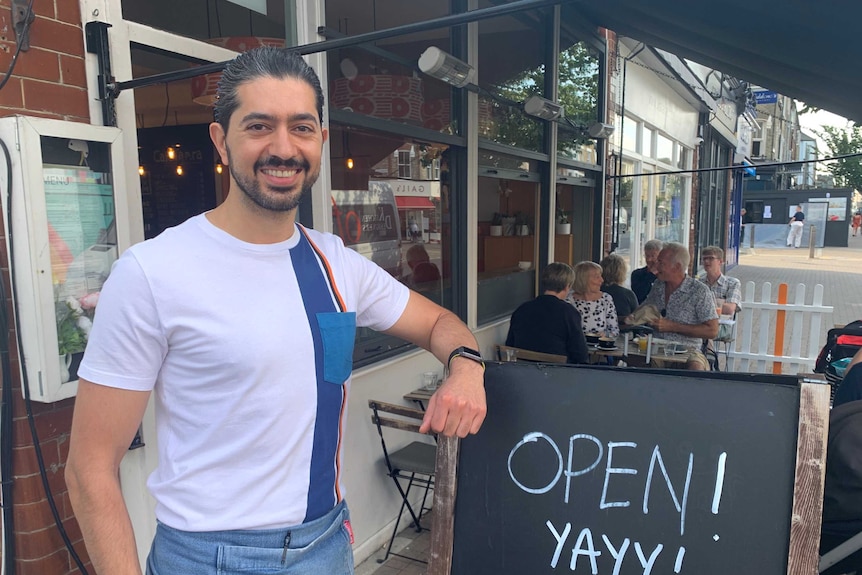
[227,149,319,212]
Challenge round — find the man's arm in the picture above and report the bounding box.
[651,317,719,340]
[66,380,151,575]
[383,291,486,438]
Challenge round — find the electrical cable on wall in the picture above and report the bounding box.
[0,137,90,575]
[0,0,35,93]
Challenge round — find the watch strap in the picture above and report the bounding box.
[447,346,485,371]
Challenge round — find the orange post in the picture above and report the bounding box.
[772,283,788,374]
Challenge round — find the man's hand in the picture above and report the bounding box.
[420,362,486,437]
[650,317,675,333]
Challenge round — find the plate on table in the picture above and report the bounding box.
[596,346,619,351]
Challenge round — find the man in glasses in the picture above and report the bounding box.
[641,242,719,370]
[699,246,741,316]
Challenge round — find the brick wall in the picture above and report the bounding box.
[0,0,89,122]
[0,1,92,573]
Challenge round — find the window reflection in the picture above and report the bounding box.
[478,5,546,152]
[476,163,539,325]
[556,40,600,163]
[330,125,452,364]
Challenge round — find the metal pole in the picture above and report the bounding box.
[808,225,816,259]
[749,224,755,248]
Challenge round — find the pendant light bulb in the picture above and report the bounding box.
[346,157,354,170]
[176,165,184,176]
[216,163,223,174]
[138,165,145,176]
[167,146,176,160]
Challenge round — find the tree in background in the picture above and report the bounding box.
[820,125,862,192]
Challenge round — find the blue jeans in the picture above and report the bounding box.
[146,500,354,574]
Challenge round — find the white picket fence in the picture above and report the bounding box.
[727,282,833,374]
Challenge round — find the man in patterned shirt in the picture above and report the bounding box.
[699,245,741,315]
[642,242,719,370]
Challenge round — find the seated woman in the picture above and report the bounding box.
[505,262,589,364]
[568,261,620,338]
[600,254,638,319]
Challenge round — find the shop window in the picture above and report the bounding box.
[476,153,539,325]
[330,124,453,365]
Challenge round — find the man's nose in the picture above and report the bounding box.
[269,126,299,158]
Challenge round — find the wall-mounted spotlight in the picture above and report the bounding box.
[418,46,476,88]
[586,122,615,139]
[523,95,563,121]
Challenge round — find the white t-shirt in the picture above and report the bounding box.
[78,214,409,531]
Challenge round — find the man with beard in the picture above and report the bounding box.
[66,47,486,575]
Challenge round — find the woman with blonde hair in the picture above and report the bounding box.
[600,254,638,318]
[568,261,619,337]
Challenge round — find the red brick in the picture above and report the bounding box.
[13,46,61,82]
[57,0,82,26]
[28,17,84,58]
[15,521,68,560]
[14,498,57,532]
[30,0,58,20]
[21,79,88,118]
[17,548,71,575]
[59,54,85,87]
[0,75,24,108]
[13,467,68,508]
[13,441,61,476]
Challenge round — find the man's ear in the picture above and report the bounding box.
[209,122,228,165]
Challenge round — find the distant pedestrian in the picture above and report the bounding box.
[408,217,420,242]
[740,207,748,245]
[852,211,861,237]
[787,204,805,248]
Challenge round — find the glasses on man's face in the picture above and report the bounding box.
[701,256,717,263]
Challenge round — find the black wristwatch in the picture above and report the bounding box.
[447,346,485,371]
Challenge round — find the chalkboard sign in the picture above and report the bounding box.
[430,364,829,575]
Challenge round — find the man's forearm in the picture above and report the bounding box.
[67,469,143,574]
[427,310,481,367]
[670,320,718,340]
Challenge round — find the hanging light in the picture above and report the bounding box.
[138,165,145,176]
[176,165,184,176]
[346,157,354,170]
[216,163,223,174]
[167,146,176,160]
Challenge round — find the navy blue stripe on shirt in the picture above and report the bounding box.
[291,232,343,522]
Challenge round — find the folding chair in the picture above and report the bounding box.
[368,400,436,564]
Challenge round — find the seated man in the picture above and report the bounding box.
[506,262,589,364]
[639,242,719,370]
[405,244,440,289]
[699,245,741,315]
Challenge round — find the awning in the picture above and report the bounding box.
[395,196,436,210]
[565,0,862,122]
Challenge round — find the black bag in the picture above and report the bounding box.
[815,320,862,396]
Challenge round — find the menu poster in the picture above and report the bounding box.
[827,197,847,221]
[43,165,118,379]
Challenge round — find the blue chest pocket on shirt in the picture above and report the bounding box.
[317,312,357,385]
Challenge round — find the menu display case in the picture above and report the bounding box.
[0,116,130,402]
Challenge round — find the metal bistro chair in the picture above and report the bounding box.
[368,399,436,564]
[495,344,567,364]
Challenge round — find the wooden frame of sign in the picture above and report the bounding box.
[428,373,830,575]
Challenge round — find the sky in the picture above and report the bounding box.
[796,105,855,154]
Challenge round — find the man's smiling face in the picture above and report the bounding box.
[211,76,328,213]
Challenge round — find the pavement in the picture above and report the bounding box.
[357,233,862,574]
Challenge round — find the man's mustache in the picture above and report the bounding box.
[254,157,310,171]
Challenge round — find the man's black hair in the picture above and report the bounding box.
[213,46,324,131]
